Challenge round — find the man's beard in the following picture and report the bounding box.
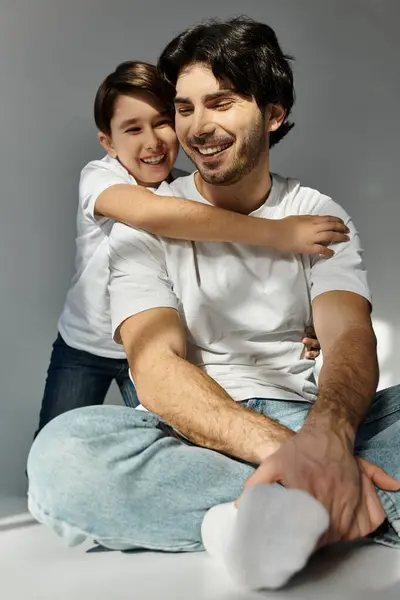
[186,115,268,186]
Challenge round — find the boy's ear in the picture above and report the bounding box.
[97,131,117,158]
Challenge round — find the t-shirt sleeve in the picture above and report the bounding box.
[79,162,133,221]
[310,197,372,305]
[109,221,179,341]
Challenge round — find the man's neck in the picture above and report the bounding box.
[194,158,272,215]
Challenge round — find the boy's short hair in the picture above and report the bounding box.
[94,61,175,135]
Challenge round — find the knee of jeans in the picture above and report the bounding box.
[27,409,100,507]
[27,406,158,511]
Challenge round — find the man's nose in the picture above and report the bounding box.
[190,109,215,139]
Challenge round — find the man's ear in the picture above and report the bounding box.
[97,131,117,158]
[266,103,287,133]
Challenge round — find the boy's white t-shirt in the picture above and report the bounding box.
[58,154,139,358]
[109,172,371,403]
[59,155,186,358]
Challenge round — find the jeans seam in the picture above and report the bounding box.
[363,392,400,425]
[28,493,201,552]
[378,490,400,523]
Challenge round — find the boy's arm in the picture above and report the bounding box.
[96,183,349,255]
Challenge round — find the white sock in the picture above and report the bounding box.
[201,501,238,564]
[201,483,329,591]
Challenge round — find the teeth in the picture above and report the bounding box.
[142,154,165,165]
[198,143,231,156]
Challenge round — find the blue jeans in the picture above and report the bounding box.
[35,333,139,436]
[27,385,400,551]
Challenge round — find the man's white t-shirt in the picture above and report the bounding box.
[109,172,371,402]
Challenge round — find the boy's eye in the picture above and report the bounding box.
[126,127,141,134]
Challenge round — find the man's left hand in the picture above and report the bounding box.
[335,457,400,544]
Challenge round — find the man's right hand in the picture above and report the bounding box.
[273,215,350,257]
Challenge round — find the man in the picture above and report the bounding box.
[28,17,400,591]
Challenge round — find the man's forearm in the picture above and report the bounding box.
[132,351,293,465]
[304,326,379,444]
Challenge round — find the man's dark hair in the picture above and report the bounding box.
[158,17,295,148]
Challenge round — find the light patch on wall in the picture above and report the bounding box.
[373,318,394,390]
[313,318,394,391]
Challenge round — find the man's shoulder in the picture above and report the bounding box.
[109,221,160,253]
[109,221,166,274]
[273,173,344,217]
[157,171,195,198]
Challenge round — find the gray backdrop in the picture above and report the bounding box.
[0,0,399,499]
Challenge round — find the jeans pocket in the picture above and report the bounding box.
[244,398,309,431]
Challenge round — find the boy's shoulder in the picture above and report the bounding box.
[80,154,132,181]
[78,155,136,221]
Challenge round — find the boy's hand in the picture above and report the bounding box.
[302,325,320,360]
[273,215,350,257]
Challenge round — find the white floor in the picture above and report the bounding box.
[1,496,400,600]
